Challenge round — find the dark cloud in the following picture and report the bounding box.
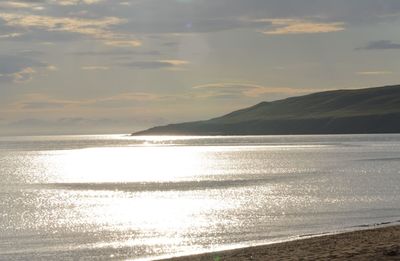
[0,55,44,74]
[18,50,45,56]
[162,42,179,47]
[0,19,23,37]
[357,40,400,50]
[0,55,48,83]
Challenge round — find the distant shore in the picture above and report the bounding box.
[133,85,400,136]
[159,225,400,261]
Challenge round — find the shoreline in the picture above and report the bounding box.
[155,224,400,261]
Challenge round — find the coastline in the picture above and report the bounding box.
[156,224,400,261]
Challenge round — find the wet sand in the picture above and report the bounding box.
[161,225,400,260]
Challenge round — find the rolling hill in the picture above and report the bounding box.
[133,84,400,135]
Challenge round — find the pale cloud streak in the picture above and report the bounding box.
[13,92,168,111]
[260,19,345,35]
[193,83,317,98]
[81,66,109,70]
[0,12,141,47]
[0,1,44,10]
[120,59,189,70]
[0,32,22,38]
[356,71,393,76]
[12,83,316,113]
[0,0,102,8]
[51,0,103,5]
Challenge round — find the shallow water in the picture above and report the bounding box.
[0,134,399,260]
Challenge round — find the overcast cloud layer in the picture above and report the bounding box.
[1,0,400,135]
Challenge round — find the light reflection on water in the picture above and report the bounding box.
[18,144,326,183]
[0,134,400,260]
[38,146,209,183]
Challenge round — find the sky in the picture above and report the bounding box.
[1,0,400,135]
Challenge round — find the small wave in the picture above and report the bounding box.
[359,157,400,162]
[351,220,400,229]
[27,177,295,192]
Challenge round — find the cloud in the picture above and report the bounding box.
[120,60,189,70]
[193,83,316,99]
[50,0,103,5]
[18,49,45,56]
[120,20,245,34]
[0,55,40,71]
[71,49,161,56]
[11,83,315,116]
[357,40,400,50]
[0,1,44,10]
[21,101,68,109]
[2,29,86,43]
[260,19,345,35]
[0,55,52,83]
[162,42,179,47]
[0,0,104,7]
[11,83,315,113]
[15,91,168,111]
[0,32,22,38]
[16,94,77,109]
[159,59,188,66]
[0,12,141,47]
[100,0,379,36]
[12,67,37,83]
[1,0,396,37]
[81,66,109,70]
[356,71,393,75]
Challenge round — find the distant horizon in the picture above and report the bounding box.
[2,83,400,136]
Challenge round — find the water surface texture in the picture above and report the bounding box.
[1,134,399,260]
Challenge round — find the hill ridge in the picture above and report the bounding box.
[133,84,400,136]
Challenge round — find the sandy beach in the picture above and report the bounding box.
[161,225,400,261]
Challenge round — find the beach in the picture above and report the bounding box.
[162,225,400,261]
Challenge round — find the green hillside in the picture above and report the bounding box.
[133,85,400,135]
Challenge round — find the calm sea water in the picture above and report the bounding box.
[0,134,399,260]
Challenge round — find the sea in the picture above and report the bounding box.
[0,134,399,260]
